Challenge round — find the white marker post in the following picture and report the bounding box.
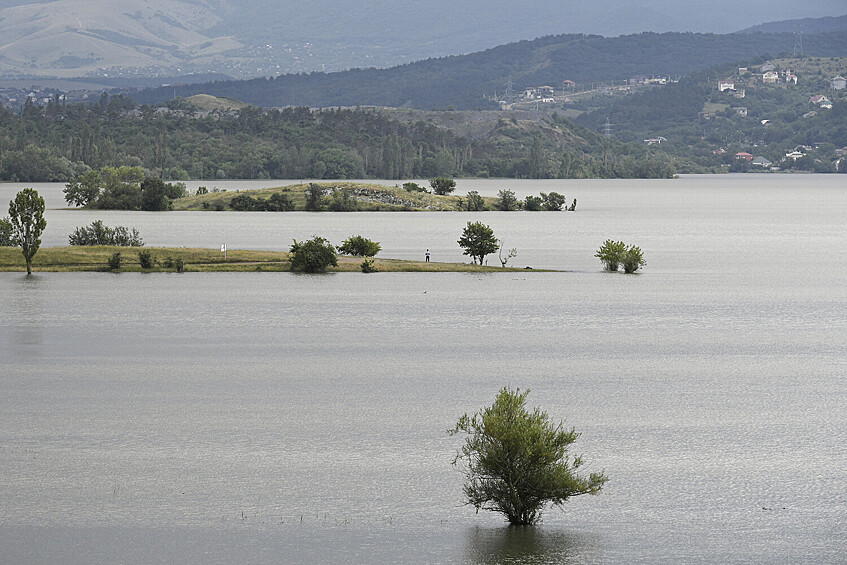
[221,243,227,258]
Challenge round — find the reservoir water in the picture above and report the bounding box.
[1,175,846,563]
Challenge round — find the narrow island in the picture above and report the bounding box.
[62,168,577,212]
[0,246,548,273]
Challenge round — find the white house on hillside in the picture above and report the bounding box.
[719,80,735,92]
[832,76,847,90]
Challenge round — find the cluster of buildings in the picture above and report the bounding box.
[0,86,96,110]
[729,144,847,171]
[719,63,846,96]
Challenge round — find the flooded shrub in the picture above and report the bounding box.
[450,387,607,525]
[595,240,627,271]
[622,245,646,274]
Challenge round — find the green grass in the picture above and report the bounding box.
[173,182,499,212]
[0,246,550,273]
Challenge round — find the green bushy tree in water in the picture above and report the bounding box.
[622,244,646,273]
[8,188,47,274]
[450,387,607,526]
[337,235,381,257]
[596,240,645,273]
[289,236,338,272]
[595,240,627,271]
[458,221,499,265]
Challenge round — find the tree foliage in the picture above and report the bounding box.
[463,190,487,211]
[450,387,607,526]
[68,220,144,246]
[596,240,645,273]
[1,97,678,182]
[621,244,646,273]
[458,221,499,265]
[304,183,327,211]
[337,235,381,257]
[107,252,122,271]
[289,236,338,272]
[540,192,566,211]
[0,217,14,246]
[595,239,627,271]
[430,177,457,195]
[63,167,186,210]
[496,189,520,211]
[8,188,47,274]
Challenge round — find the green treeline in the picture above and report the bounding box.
[0,96,675,182]
[129,31,847,110]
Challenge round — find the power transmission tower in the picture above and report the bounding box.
[504,79,515,100]
[603,117,614,138]
[794,26,805,62]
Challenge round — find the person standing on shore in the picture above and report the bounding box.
[425,249,430,262]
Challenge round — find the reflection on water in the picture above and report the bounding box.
[464,525,602,564]
[7,274,46,359]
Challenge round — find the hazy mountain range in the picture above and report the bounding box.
[0,0,846,80]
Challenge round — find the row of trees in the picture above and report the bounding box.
[64,167,188,210]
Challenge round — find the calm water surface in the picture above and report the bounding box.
[1,175,846,563]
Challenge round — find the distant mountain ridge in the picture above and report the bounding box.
[739,13,847,34]
[129,30,847,110]
[0,0,845,80]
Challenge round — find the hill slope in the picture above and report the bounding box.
[575,56,847,172]
[129,30,847,110]
[0,0,242,78]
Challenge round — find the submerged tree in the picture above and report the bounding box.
[621,244,646,274]
[450,387,607,526]
[8,188,47,275]
[595,239,627,271]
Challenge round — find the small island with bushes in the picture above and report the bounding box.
[61,167,577,213]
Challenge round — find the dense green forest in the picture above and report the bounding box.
[576,56,847,172]
[0,95,675,182]
[129,31,847,110]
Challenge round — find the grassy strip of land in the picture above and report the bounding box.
[0,246,544,273]
[173,182,498,212]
